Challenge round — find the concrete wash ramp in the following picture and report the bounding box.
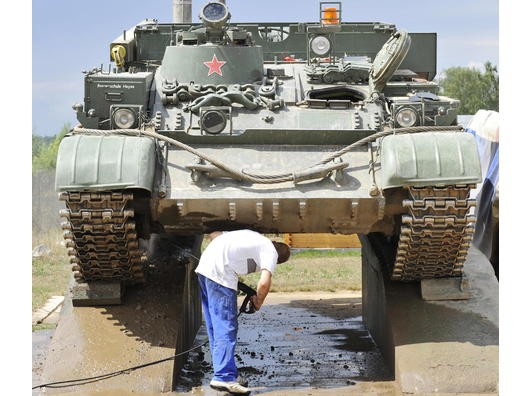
[362,235,499,394]
[37,236,497,395]
[39,250,201,395]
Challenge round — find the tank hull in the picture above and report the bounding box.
[157,143,386,235]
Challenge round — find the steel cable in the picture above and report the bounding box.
[32,341,208,390]
[72,125,463,184]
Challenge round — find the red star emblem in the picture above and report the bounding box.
[203,54,226,77]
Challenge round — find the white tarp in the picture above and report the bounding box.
[466,110,499,276]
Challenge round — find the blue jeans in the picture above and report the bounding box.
[197,274,238,382]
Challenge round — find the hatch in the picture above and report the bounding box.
[369,30,411,94]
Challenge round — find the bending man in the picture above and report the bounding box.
[195,229,291,394]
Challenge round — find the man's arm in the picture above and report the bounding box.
[251,269,272,310]
[209,231,223,240]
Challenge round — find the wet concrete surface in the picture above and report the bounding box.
[33,329,55,393]
[33,290,498,395]
[175,292,395,395]
[362,238,499,395]
[33,291,397,395]
[37,251,201,395]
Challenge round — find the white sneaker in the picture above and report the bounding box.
[210,379,250,394]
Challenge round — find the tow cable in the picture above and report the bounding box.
[33,282,257,390]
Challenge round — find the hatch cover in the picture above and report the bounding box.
[369,30,411,94]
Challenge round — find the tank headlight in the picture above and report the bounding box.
[113,108,136,129]
[201,109,227,134]
[310,36,331,57]
[200,2,230,30]
[395,107,418,128]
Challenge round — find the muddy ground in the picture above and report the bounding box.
[176,291,396,395]
[34,291,399,395]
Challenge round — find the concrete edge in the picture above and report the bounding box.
[32,296,65,325]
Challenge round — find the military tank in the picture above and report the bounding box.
[55,0,481,291]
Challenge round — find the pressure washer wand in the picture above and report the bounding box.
[237,281,257,316]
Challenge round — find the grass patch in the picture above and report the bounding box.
[32,231,362,313]
[203,234,362,293]
[240,253,362,292]
[32,230,70,312]
[32,323,57,332]
[291,248,361,259]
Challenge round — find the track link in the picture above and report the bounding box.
[59,191,146,283]
[392,185,476,281]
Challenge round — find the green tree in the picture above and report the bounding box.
[32,135,45,158]
[440,62,499,114]
[481,62,499,111]
[32,123,70,171]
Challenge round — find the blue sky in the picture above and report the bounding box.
[32,0,498,136]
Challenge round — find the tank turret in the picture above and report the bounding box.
[161,2,262,86]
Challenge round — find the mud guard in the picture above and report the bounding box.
[380,132,482,189]
[55,135,156,192]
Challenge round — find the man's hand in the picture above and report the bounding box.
[253,269,272,311]
[250,295,261,311]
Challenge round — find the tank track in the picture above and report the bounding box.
[392,185,476,281]
[59,191,146,283]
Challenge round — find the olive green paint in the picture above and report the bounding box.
[55,135,157,192]
[160,45,264,85]
[380,132,482,189]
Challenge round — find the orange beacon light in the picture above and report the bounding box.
[322,7,339,25]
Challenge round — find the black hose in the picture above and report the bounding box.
[32,341,208,390]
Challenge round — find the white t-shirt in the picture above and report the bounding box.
[195,230,278,291]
